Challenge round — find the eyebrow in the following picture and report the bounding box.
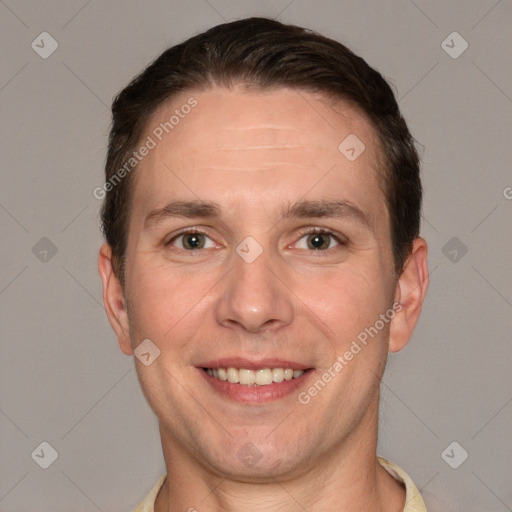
[144,199,372,231]
[283,199,372,230]
[144,200,222,229]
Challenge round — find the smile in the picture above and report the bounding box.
[203,367,305,386]
[198,358,314,403]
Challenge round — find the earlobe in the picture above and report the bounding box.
[388,237,429,353]
[98,244,133,356]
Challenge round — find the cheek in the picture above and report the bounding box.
[303,263,391,340]
[125,256,219,348]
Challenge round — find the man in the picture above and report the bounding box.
[98,17,429,511]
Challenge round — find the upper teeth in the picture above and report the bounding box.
[206,367,305,386]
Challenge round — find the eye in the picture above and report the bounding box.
[167,230,216,250]
[295,228,345,251]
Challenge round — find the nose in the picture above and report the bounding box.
[214,243,294,333]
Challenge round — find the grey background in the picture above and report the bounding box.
[1,1,511,511]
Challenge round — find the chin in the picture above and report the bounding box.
[201,436,313,482]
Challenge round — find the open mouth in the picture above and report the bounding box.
[201,367,311,387]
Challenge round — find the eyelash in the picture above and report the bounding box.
[165,227,347,252]
[295,227,347,250]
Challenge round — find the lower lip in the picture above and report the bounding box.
[198,368,314,404]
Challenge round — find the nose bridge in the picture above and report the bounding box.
[215,237,294,332]
[234,241,273,297]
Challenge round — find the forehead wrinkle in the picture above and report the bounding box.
[215,143,323,151]
[212,124,326,152]
[172,162,326,173]
[223,124,305,132]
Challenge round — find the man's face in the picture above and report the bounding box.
[120,87,399,479]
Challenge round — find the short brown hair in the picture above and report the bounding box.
[101,17,421,284]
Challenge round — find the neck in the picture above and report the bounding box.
[155,401,405,512]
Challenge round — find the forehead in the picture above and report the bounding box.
[130,86,387,226]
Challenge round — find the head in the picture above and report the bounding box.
[98,17,428,482]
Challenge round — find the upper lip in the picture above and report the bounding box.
[197,357,313,371]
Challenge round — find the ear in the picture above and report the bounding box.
[98,243,133,355]
[389,237,429,353]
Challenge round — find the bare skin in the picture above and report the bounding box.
[99,86,428,512]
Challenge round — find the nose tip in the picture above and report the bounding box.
[215,250,294,333]
[235,305,280,333]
